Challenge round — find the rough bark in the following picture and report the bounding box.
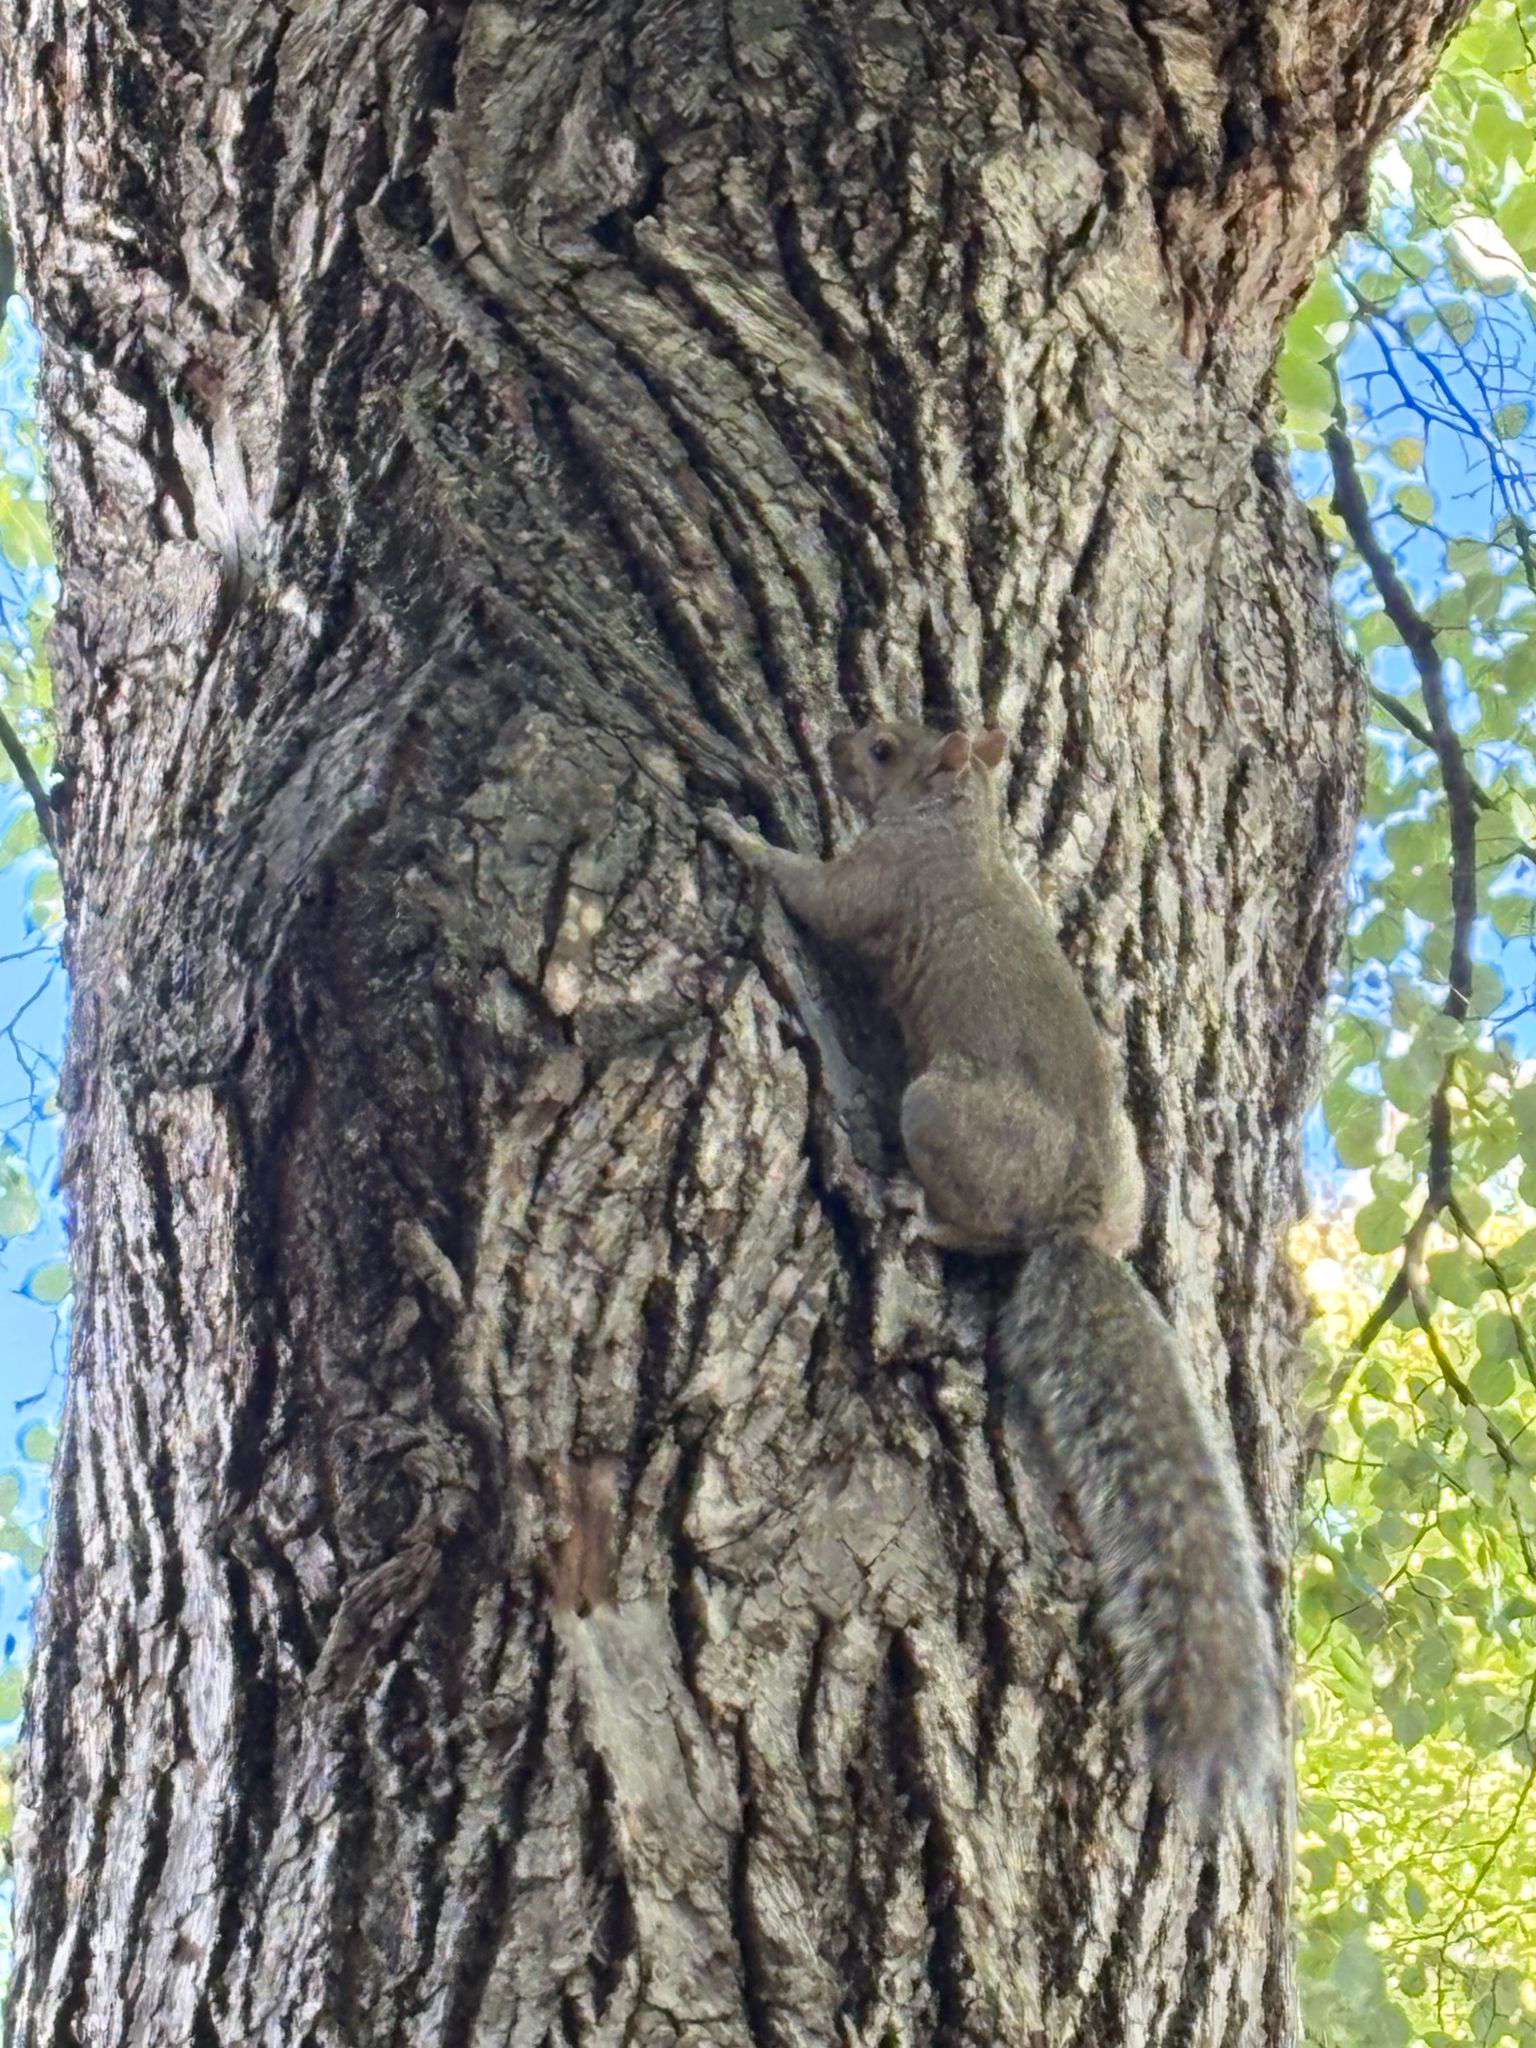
[0,2,1470,2044]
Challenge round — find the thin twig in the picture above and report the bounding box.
[0,708,55,856]
[1405,1273,1536,1583]
[1327,402,1480,1360]
[1325,421,1478,1025]
[1445,1192,1536,1397]
[1368,688,1536,864]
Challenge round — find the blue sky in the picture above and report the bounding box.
[0,301,65,1703]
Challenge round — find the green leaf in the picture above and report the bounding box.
[1495,1227,1536,1278]
[1333,1013,1383,1073]
[1380,1038,1442,1112]
[1511,1082,1536,1153]
[1325,1081,1386,1167]
[1464,1450,1499,1507]
[1469,1351,1515,1404]
[0,481,51,569]
[26,865,61,935]
[1412,1629,1456,1692]
[0,806,41,869]
[1436,300,1477,346]
[1355,1196,1409,1254]
[0,1523,42,1574]
[1470,959,1506,1014]
[1386,436,1425,470]
[1459,10,1531,71]
[1356,268,1403,305]
[1289,270,1353,361]
[1353,908,1406,962]
[1476,1309,1521,1360]
[1334,1932,1388,2000]
[1277,353,1336,431]
[1494,1968,1526,2016]
[1471,92,1527,167]
[1393,484,1435,525]
[1499,181,1536,262]
[1425,1248,1485,1306]
[1390,1699,1430,1747]
[1505,637,1536,697]
[0,1151,40,1241]
[20,1424,56,1467]
[22,1259,70,1306]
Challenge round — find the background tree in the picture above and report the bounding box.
[0,3,1477,2044]
[1269,7,1536,2039]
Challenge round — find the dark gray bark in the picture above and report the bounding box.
[0,2,1469,2043]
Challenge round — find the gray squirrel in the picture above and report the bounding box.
[705,721,1281,1818]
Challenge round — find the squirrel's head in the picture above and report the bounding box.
[830,722,1008,819]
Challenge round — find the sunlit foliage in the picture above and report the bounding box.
[1298,1216,1536,2046]
[1279,3,1536,2040]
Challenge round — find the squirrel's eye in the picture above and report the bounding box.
[869,737,896,765]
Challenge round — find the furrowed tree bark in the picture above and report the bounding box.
[0,3,1470,2043]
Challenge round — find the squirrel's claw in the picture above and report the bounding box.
[703,805,769,863]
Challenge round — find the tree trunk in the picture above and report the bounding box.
[0,4,1469,2043]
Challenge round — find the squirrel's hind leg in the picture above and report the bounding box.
[900,1071,1082,1252]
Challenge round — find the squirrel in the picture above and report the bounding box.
[705,721,1281,1819]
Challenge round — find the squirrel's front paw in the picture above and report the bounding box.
[703,805,769,865]
[886,1177,929,1218]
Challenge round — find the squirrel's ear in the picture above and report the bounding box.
[933,731,971,774]
[972,727,1008,770]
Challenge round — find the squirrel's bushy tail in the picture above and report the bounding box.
[1001,1235,1281,1819]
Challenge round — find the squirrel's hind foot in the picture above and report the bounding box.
[910,1193,1022,1257]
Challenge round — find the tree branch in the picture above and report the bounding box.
[1327,413,1479,1354]
[0,707,56,857]
[1326,421,1477,1033]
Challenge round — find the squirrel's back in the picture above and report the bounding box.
[860,807,1123,1129]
